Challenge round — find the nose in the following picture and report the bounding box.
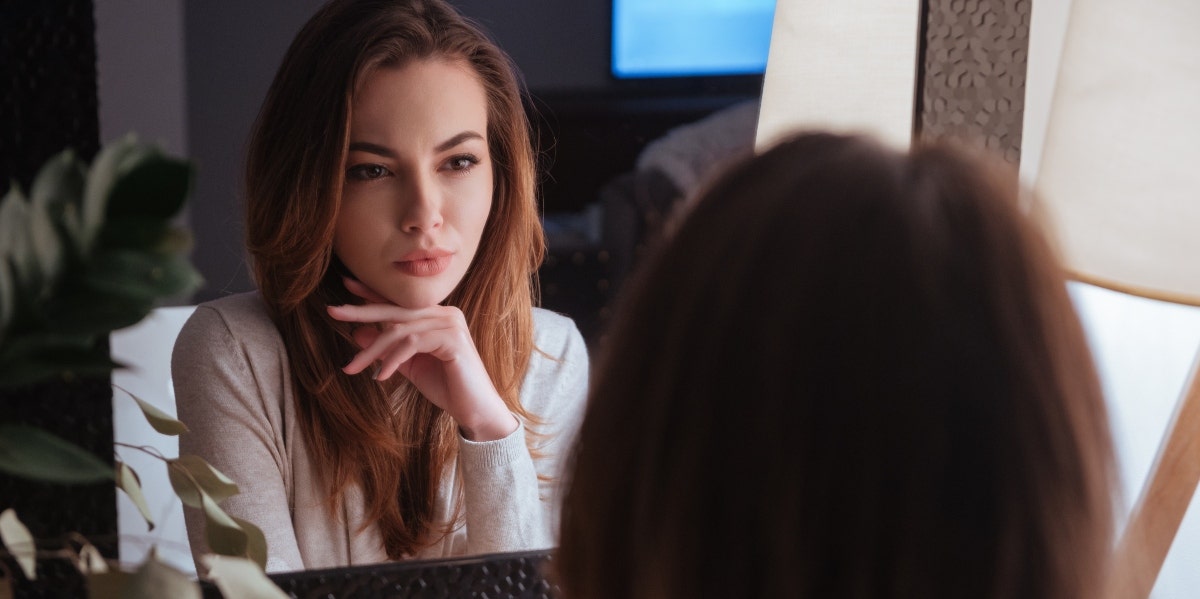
[398,174,443,233]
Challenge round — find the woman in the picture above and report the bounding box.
[557,133,1116,598]
[172,0,587,572]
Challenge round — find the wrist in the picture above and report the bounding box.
[458,404,518,442]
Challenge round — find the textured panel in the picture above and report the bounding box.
[917,0,1031,164]
[203,551,560,599]
[0,0,100,190]
[0,377,115,598]
[0,3,107,596]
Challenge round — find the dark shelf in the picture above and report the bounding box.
[527,89,757,215]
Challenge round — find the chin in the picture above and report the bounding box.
[386,287,455,310]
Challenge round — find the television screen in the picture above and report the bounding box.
[612,0,777,79]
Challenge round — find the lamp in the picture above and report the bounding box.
[1032,0,1200,596]
[755,0,921,151]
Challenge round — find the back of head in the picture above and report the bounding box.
[557,133,1115,599]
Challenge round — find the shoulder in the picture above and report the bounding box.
[171,291,294,428]
[173,291,284,368]
[531,307,585,359]
[522,308,589,413]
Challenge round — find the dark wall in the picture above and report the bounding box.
[184,1,324,300]
[451,0,612,93]
[184,0,613,302]
[0,0,100,190]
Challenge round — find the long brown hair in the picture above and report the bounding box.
[244,0,543,558]
[557,133,1115,598]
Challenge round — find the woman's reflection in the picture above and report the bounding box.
[171,0,587,572]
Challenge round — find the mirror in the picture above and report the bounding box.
[98,0,767,577]
[97,0,1134,594]
[5,0,1188,595]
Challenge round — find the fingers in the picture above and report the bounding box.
[327,302,443,324]
[340,316,457,376]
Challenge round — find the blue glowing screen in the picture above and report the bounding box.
[612,0,777,78]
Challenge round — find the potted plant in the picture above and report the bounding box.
[0,136,283,598]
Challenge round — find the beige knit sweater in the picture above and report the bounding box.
[171,292,588,573]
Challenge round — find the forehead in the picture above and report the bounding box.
[350,58,489,139]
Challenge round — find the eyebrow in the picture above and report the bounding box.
[347,131,485,158]
[435,131,485,153]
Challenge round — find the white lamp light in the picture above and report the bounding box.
[1033,0,1200,596]
[755,0,922,151]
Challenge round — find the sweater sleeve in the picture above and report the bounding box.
[455,314,589,553]
[171,304,305,573]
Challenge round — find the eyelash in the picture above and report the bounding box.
[346,164,390,181]
[444,154,480,174]
[344,154,481,182]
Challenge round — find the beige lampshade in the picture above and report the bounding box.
[755,0,921,151]
[1034,0,1200,306]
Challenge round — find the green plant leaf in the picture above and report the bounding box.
[0,347,120,390]
[76,540,109,574]
[83,250,203,302]
[167,455,239,508]
[82,135,137,248]
[0,330,96,359]
[0,509,36,580]
[115,386,189,435]
[122,549,201,599]
[83,134,146,251]
[97,217,194,256]
[0,260,14,345]
[42,288,154,336]
[105,154,193,221]
[201,492,249,558]
[0,424,113,483]
[201,555,288,599]
[0,188,40,298]
[30,150,86,258]
[231,516,268,570]
[26,202,63,296]
[95,215,169,252]
[115,461,155,531]
[153,226,193,255]
[0,186,28,259]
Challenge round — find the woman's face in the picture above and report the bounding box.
[334,58,493,309]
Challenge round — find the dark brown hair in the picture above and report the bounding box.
[244,0,543,558]
[557,133,1115,598]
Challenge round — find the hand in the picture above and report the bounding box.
[326,277,518,441]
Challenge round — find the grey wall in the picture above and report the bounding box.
[183,0,327,300]
[95,0,187,155]
[451,0,611,91]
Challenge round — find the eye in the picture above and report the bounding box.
[444,154,481,174]
[346,164,391,181]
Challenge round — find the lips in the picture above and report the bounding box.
[393,248,453,277]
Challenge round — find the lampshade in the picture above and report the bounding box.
[1035,4,1200,598]
[755,0,921,151]
[1034,0,1200,306]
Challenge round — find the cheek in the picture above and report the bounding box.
[332,196,380,261]
[471,167,496,239]
[467,185,494,248]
